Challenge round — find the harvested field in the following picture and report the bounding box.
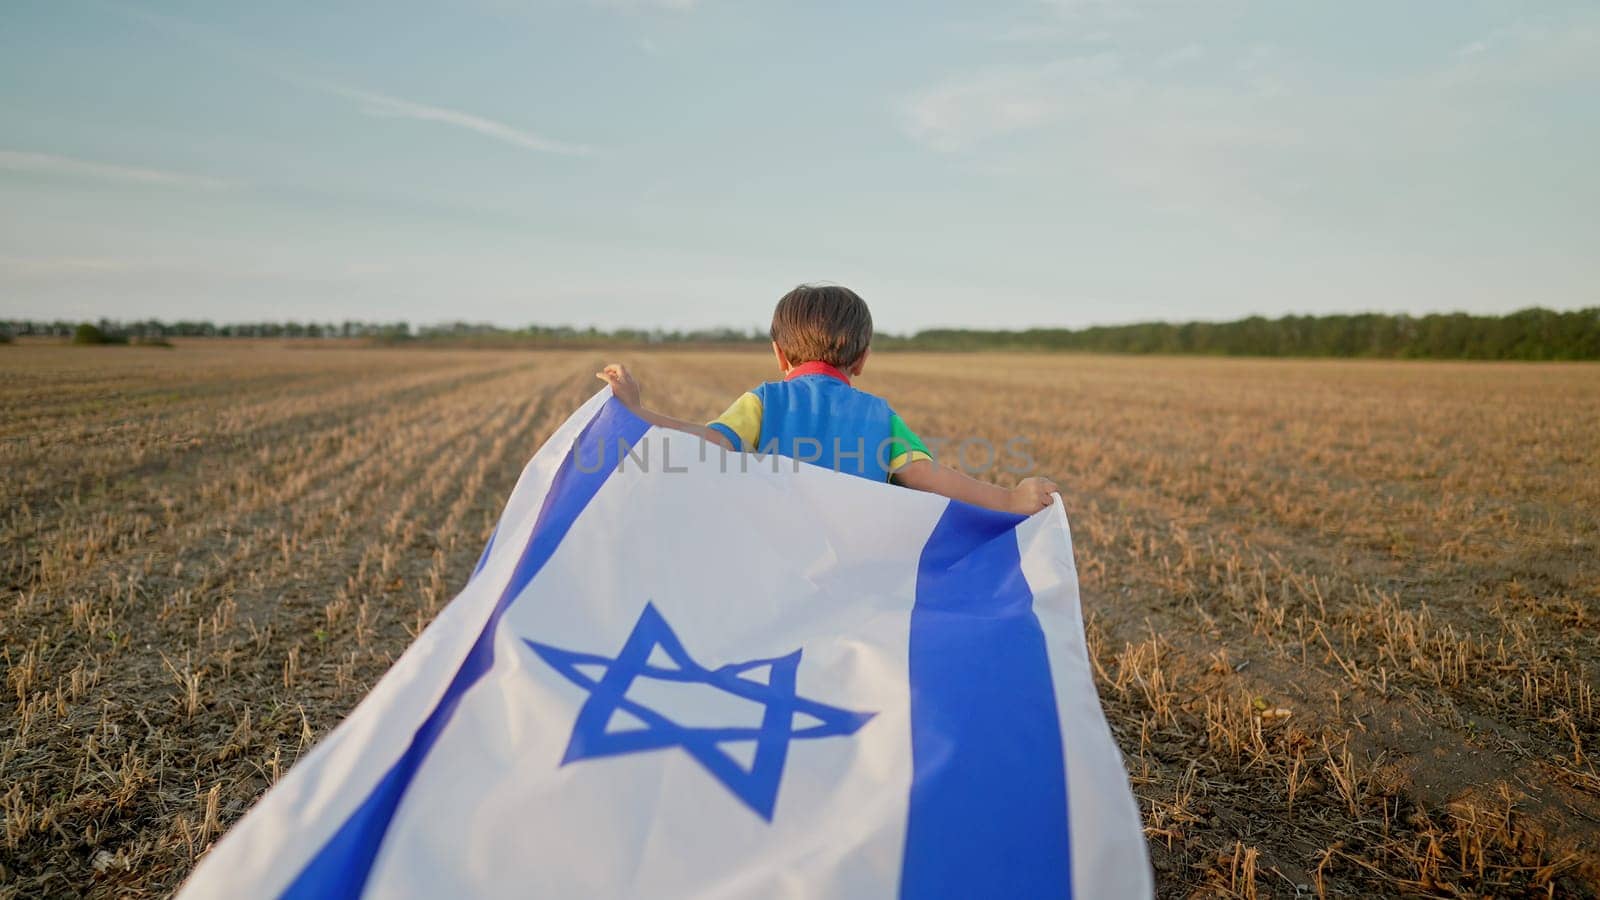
[3,342,1598,897]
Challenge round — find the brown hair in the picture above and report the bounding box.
[769,284,873,367]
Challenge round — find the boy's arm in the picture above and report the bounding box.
[892,459,1058,516]
[597,364,734,449]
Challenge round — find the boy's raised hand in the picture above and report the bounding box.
[1007,476,1059,515]
[592,364,735,450]
[597,363,641,408]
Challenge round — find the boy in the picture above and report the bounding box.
[597,284,1058,516]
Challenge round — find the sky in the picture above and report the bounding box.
[1,0,1596,332]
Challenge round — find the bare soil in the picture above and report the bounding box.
[3,343,1597,897]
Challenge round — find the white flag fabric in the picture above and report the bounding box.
[179,390,1151,899]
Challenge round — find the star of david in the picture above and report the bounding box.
[524,603,874,820]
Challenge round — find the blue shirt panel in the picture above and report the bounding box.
[751,375,896,482]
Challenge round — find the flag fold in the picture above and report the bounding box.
[179,389,1152,899]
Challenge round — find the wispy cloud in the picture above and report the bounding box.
[898,55,1124,153]
[1432,17,1600,90]
[898,8,1600,241]
[312,83,593,156]
[1156,43,1204,70]
[0,255,181,275]
[893,49,1331,234]
[593,0,701,12]
[105,3,593,158]
[0,150,232,190]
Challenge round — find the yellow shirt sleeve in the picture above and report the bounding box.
[707,392,762,450]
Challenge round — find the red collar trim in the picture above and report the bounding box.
[784,361,852,385]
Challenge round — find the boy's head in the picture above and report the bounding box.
[769,284,872,370]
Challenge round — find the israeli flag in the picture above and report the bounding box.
[179,390,1151,899]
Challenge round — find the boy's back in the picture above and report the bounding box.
[597,283,1056,516]
[708,360,929,482]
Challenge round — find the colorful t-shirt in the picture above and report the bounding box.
[706,361,932,483]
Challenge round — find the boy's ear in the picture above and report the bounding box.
[848,347,870,377]
[772,341,792,373]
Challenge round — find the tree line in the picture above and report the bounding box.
[4,307,1597,360]
[891,307,1600,360]
[2,318,763,345]
[6,319,419,340]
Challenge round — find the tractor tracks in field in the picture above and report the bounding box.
[0,358,555,594]
[0,361,597,897]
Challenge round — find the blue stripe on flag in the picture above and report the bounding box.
[282,398,650,899]
[902,502,1074,899]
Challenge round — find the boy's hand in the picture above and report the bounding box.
[597,363,641,408]
[1007,476,1059,515]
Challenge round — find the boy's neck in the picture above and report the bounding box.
[784,360,851,385]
